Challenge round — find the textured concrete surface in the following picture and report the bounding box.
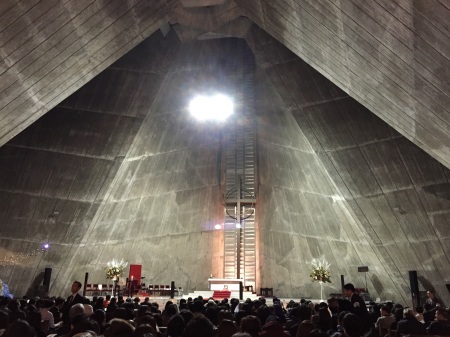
[0,24,449,305]
[246,25,449,304]
[0,1,449,172]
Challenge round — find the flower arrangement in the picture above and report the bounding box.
[106,259,128,280]
[309,258,331,283]
[0,279,13,298]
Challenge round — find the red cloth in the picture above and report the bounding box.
[129,264,142,283]
[212,290,231,299]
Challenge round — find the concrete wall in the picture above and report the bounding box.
[247,25,450,304]
[0,26,449,305]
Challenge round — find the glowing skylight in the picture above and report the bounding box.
[189,94,233,121]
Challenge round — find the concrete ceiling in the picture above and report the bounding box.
[0,0,450,171]
[0,0,449,169]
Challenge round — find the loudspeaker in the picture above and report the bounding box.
[43,268,52,291]
[239,282,243,300]
[83,272,89,297]
[341,275,345,293]
[358,266,369,272]
[170,281,175,298]
[446,284,450,293]
[409,270,420,305]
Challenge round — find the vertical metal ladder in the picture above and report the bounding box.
[222,41,256,290]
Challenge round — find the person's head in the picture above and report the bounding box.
[92,309,106,324]
[327,297,339,310]
[337,311,349,326]
[183,314,214,337]
[436,307,450,321]
[167,314,185,337]
[298,305,312,321]
[134,315,157,332]
[0,310,9,329]
[136,305,151,317]
[204,306,217,325]
[4,319,34,337]
[231,334,251,337]
[192,300,204,313]
[380,305,391,316]
[28,311,44,331]
[72,332,97,337]
[166,303,178,317]
[427,290,435,299]
[342,313,363,337]
[217,309,233,326]
[42,298,54,309]
[240,315,261,337]
[105,294,111,301]
[415,306,423,314]
[103,318,135,337]
[71,314,94,334]
[53,296,65,307]
[217,319,238,337]
[343,283,355,297]
[179,309,193,326]
[317,308,331,330]
[7,299,19,311]
[295,320,315,337]
[307,330,329,337]
[393,308,403,322]
[403,309,414,318]
[72,281,82,293]
[69,303,86,322]
[133,324,156,337]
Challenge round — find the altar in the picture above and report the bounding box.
[208,278,244,291]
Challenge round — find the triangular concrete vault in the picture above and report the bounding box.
[1,20,449,305]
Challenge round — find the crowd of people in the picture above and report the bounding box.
[0,281,449,337]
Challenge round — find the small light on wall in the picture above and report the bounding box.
[214,224,222,230]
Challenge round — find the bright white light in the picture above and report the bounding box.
[235,223,242,229]
[214,224,222,230]
[189,94,233,121]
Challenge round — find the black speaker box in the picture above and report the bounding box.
[170,281,175,298]
[43,268,52,290]
[409,270,420,305]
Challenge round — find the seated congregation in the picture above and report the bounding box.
[0,282,448,337]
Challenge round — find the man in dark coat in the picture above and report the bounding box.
[395,309,427,336]
[343,283,370,332]
[62,281,84,325]
[427,307,450,335]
